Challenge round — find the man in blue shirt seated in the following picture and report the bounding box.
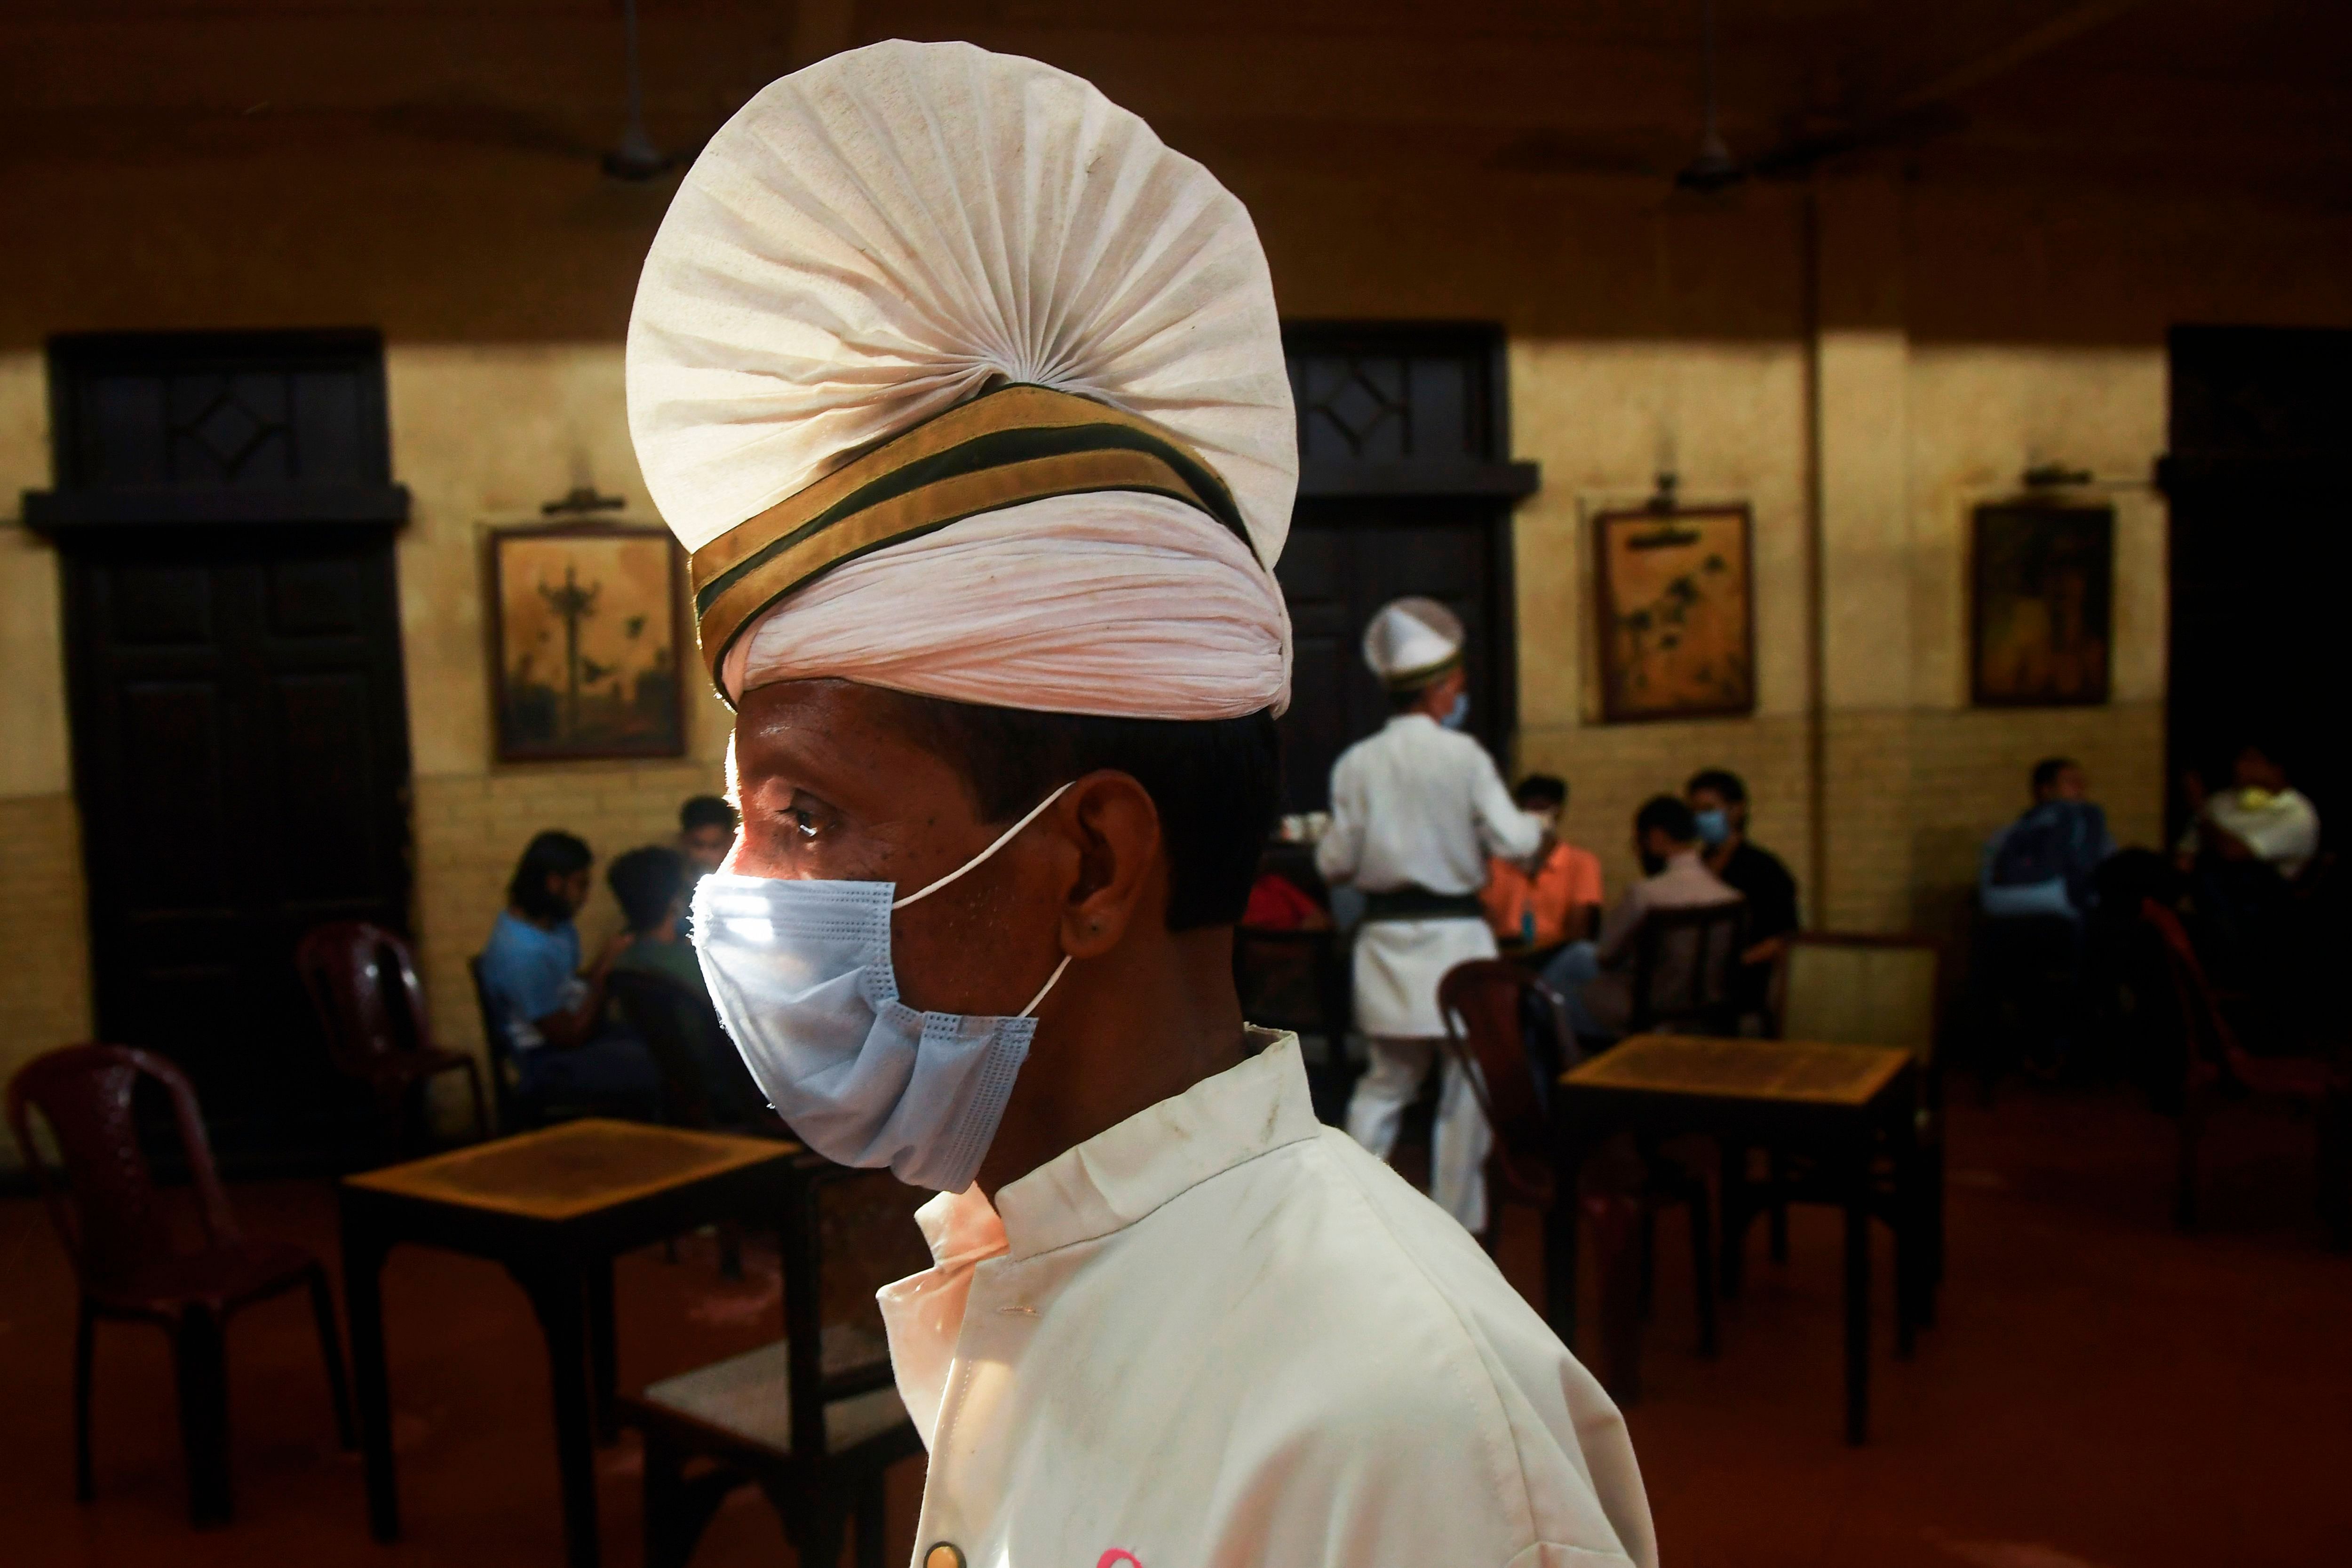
[1981,756,2115,923]
[479,831,661,1112]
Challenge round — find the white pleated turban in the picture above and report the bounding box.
[626,39,1296,718]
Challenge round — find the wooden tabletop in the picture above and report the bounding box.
[343,1119,799,1221]
[1563,1035,1909,1107]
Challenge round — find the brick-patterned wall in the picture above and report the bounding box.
[409,758,725,1127]
[0,794,92,1159]
[1518,715,1816,920]
[1511,700,2164,944]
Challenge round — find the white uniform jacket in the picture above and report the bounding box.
[1315,714,1544,1036]
[878,1033,1656,1568]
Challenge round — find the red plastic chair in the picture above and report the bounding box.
[2141,899,2351,1246]
[295,921,487,1153]
[5,1044,358,1524]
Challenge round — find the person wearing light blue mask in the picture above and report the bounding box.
[629,41,1654,1568]
[1686,767,1801,1021]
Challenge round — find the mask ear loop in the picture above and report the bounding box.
[890,780,1076,910]
[1017,954,1073,1020]
[890,780,1081,1022]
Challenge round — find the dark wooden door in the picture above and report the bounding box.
[1276,323,1536,812]
[1277,500,1511,812]
[33,332,413,1166]
[2161,326,2350,845]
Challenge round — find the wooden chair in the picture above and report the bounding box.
[1438,960,1716,1401]
[620,1154,922,1568]
[5,1044,357,1525]
[607,969,738,1131]
[1627,900,1748,1037]
[295,921,487,1157]
[2142,899,2350,1247]
[1718,933,1947,1341]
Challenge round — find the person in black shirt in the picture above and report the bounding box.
[1686,767,1800,1018]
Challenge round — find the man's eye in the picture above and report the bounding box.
[784,801,824,839]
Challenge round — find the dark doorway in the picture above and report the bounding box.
[29,332,414,1168]
[1276,324,1537,812]
[2160,325,2350,847]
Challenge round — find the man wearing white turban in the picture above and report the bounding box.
[630,40,1653,1568]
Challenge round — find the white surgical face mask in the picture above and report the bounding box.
[1441,691,1470,730]
[691,783,1074,1192]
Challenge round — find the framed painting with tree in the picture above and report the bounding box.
[1592,503,1756,723]
[487,522,688,761]
[1970,501,2113,708]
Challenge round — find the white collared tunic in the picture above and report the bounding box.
[1315,713,1544,1037]
[878,1034,1656,1568]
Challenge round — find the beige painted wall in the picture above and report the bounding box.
[0,322,2183,1146]
[0,354,92,1101]
[385,346,729,1121]
[1510,334,2168,938]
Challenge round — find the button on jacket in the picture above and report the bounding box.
[877,1034,1656,1568]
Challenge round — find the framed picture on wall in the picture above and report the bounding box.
[1970,502,2113,708]
[487,522,688,761]
[1592,503,1756,723]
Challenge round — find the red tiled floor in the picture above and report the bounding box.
[3,1082,2347,1568]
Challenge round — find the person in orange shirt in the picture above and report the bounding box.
[1482,774,1605,947]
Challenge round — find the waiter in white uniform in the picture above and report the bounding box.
[629,41,1653,1568]
[1318,597,1544,1233]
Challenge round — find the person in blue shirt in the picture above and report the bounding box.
[1981,757,2115,923]
[479,830,661,1111]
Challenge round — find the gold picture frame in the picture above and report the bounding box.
[487,522,688,761]
[1592,503,1756,723]
[1970,502,2113,708]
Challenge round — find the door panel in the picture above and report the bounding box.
[44,331,413,1167]
[1276,498,1510,812]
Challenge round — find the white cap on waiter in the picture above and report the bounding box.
[1361,596,1465,692]
[626,40,1295,720]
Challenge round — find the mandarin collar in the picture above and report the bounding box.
[970,1029,1318,1263]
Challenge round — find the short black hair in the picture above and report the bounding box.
[1685,767,1747,805]
[1515,773,1568,810]
[2030,756,2078,795]
[608,845,690,934]
[877,692,1282,931]
[680,795,738,834]
[1636,794,1699,844]
[508,831,592,922]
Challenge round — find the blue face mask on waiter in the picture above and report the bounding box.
[690,784,1074,1193]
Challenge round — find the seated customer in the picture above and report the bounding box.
[2182,742,2320,878]
[1542,795,1742,1043]
[605,844,765,1126]
[1982,756,2115,923]
[1687,767,1799,1016]
[677,794,739,878]
[1482,773,1604,947]
[479,831,661,1112]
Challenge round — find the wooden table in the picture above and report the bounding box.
[1548,1035,1921,1444]
[339,1119,801,1568]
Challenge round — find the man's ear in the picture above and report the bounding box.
[1051,770,1164,959]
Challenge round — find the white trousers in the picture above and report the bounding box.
[1344,1036,1492,1234]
